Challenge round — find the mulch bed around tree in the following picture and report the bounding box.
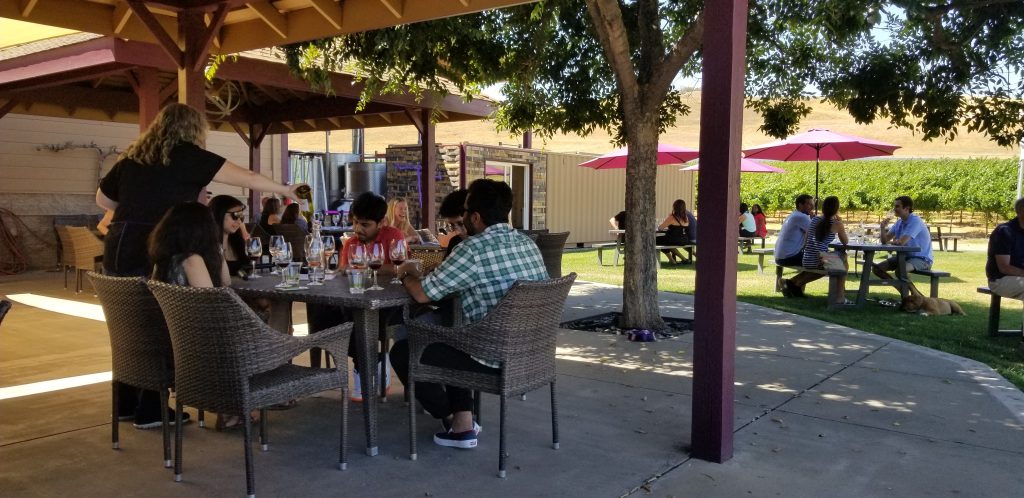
[561,312,693,339]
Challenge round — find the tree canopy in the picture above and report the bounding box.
[282,0,1024,148]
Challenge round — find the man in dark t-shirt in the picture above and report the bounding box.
[986,198,1024,298]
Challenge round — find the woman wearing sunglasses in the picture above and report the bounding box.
[208,195,250,277]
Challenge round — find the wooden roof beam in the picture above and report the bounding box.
[0,99,17,120]
[20,0,39,17]
[245,1,287,38]
[327,116,342,127]
[309,0,343,29]
[112,2,132,34]
[378,0,403,18]
[126,0,183,67]
[190,2,229,71]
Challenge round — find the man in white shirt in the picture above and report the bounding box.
[775,194,819,297]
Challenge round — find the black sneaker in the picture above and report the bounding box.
[433,429,478,449]
[133,410,191,430]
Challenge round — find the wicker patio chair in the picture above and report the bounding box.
[534,231,570,278]
[519,229,549,238]
[0,299,11,327]
[409,245,446,274]
[146,281,352,497]
[405,273,576,477]
[56,226,104,293]
[88,272,193,469]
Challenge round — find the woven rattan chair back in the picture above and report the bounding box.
[534,231,570,278]
[89,273,173,390]
[271,224,308,262]
[88,272,177,467]
[147,280,353,495]
[407,273,576,477]
[146,282,290,415]
[409,245,445,274]
[58,226,104,292]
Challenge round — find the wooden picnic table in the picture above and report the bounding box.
[830,242,920,307]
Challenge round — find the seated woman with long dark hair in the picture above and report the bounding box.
[280,202,309,232]
[207,195,250,277]
[148,202,262,428]
[149,202,229,287]
[657,199,692,264]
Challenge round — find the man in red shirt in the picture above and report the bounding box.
[309,192,404,401]
[340,192,404,267]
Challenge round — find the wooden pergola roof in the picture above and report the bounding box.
[0,33,495,133]
[0,0,533,54]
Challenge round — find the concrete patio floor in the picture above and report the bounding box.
[1,270,1023,497]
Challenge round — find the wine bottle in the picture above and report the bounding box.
[295,184,314,223]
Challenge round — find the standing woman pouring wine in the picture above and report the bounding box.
[95,103,303,428]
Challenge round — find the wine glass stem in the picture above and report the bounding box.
[373,269,378,287]
[281,267,287,286]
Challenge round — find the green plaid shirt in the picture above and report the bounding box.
[422,223,548,325]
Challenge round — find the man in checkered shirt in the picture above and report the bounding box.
[391,179,548,449]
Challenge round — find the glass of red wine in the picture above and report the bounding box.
[366,242,384,291]
[389,239,407,284]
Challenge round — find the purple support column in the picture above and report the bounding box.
[691,0,748,463]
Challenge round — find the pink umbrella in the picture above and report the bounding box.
[680,158,786,173]
[578,144,700,169]
[743,129,900,202]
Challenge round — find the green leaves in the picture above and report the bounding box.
[738,158,1019,219]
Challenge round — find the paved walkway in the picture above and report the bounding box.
[1,271,1022,496]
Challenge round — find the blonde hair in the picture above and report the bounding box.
[386,198,413,233]
[121,103,208,166]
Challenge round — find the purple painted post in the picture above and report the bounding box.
[691,0,748,463]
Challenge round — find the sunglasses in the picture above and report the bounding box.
[228,211,245,221]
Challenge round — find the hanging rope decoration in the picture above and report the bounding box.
[207,80,241,119]
[0,208,55,275]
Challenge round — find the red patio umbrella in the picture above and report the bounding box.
[578,143,700,169]
[680,157,786,173]
[743,129,900,202]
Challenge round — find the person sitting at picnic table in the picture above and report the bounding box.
[873,195,932,294]
[739,202,757,237]
[279,202,309,232]
[751,204,768,238]
[609,210,627,244]
[784,196,849,305]
[391,178,549,449]
[657,199,692,264]
[777,194,816,297]
[985,198,1024,299]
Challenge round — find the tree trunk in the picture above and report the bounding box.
[618,113,666,330]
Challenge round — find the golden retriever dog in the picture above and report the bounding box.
[901,294,966,316]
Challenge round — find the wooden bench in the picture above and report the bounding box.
[910,268,951,298]
[656,244,695,268]
[594,242,623,266]
[738,236,766,254]
[930,227,962,252]
[774,264,848,309]
[752,248,774,274]
[977,287,1023,337]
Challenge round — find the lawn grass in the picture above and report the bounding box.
[561,243,1024,391]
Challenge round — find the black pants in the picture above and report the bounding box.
[740,229,756,238]
[390,337,498,420]
[306,304,402,370]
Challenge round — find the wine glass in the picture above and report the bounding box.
[274,242,292,287]
[245,237,262,279]
[306,235,324,286]
[268,235,286,275]
[349,243,366,270]
[322,236,336,274]
[389,239,407,284]
[366,242,384,291]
